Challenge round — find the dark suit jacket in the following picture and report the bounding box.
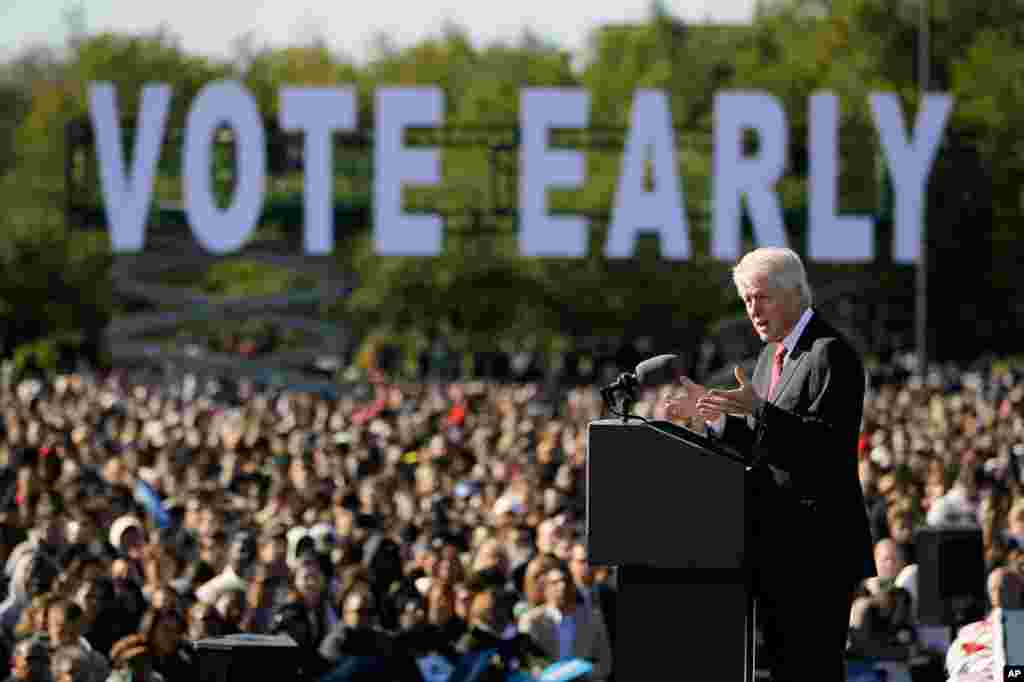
[715,309,876,586]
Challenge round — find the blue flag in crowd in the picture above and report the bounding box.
[133,479,171,529]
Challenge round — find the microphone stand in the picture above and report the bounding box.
[600,386,638,424]
[601,388,749,467]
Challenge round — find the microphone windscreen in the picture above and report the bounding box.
[635,354,685,386]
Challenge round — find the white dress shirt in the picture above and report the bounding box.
[707,307,814,435]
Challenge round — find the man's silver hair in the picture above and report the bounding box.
[732,247,813,308]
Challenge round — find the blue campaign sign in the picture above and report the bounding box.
[537,659,593,682]
[416,654,455,682]
[133,479,171,529]
[506,673,537,682]
[447,649,498,682]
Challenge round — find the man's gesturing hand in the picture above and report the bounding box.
[696,366,765,418]
[664,377,716,423]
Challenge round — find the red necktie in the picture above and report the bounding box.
[768,343,787,400]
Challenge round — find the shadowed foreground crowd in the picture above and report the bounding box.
[0,362,1021,681]
[0,371,614,682]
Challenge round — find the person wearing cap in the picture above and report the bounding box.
[108,516,145,583]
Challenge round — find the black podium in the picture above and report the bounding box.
[586,418,755,682]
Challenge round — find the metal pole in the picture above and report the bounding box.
[915,0,930,375]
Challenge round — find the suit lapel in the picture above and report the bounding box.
[772,344,804,404]
[770,309,820,404]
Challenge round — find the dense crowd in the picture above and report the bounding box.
[0,369,614,682]
[0,360,1020,681]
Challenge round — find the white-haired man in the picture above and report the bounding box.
[666,247,875,682]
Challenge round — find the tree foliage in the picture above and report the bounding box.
[3,1,1024,365]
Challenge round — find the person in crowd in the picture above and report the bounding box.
[105,559,146,647]
[136,608,191,682]
[45,599,109,682]
[50,645,98,682]
[185,601,225,642]
[73,573,117,655]
[0,356,1019,682]
[514,554,559,620]
[238,564,275,633]
[862,538,908,596]
[267,553,337,680]
[4,635,49,682]
[167,559,215,604]
[946,567,1024,680]
[212,588,246,635]
[455,586,548,681]
[194,531,257,606]
[1,552,58,637]
[318,586,411,680]
[518,564,612,681]
[107,517,144,587]
[105,634,163,682]
[848,586,918,682]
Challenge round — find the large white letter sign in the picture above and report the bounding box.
[809,93,874,261]
[712,92,788,260]
[871,93,952,264]
[183,81,266,253]
[279,88,356,254]
[519,88,589,257]
[374,87,443,256]
[88,83,171,252]
[606,90,689,259]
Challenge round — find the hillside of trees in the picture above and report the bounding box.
[1,0,1021,376]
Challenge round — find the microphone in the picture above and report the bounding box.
[635,354,686,387]
[602,354,685,396]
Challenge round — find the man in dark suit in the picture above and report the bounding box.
[666,247,875,682]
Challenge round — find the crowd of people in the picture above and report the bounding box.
[0,369,613,682]
[0,359,1018,681]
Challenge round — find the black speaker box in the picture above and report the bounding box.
[193,633,300,682]
[914,526,987,627]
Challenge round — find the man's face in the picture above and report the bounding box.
[874,541,904,580]
[343,593,374,628]
[544,568,571,609]
[48,608,75,646]
[740,274,802,343]
[569,545,593,587]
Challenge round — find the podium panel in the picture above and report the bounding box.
[586,419,755,682]
[586,419,745,569]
